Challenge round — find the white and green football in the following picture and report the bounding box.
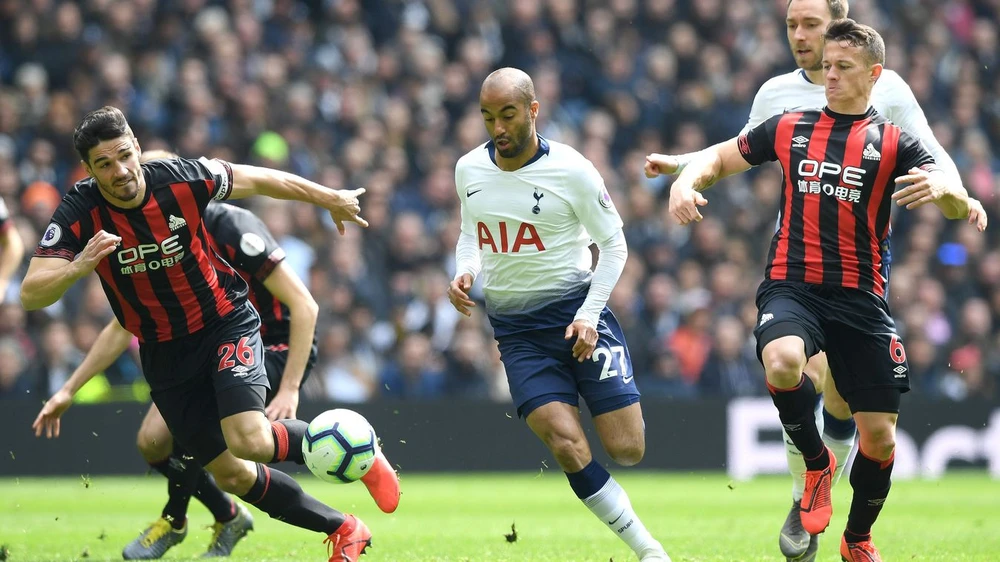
[302,408,378,484]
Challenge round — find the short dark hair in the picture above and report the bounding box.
[73,106,132,163]
[787,0,849,20]
[825,18,885,66]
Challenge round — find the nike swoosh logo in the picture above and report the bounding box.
[622,375,634,384]
[466,189,482,197]
[608,510,624,525]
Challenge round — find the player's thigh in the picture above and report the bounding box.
[803,351,829,390]
[571,310,640,418]
[150,376,229,468]
[753,281,825,375]
[496,330,579,419]
[824,323,909,414]
[524,400,592,469]
[592,402,645,464]
[820,363,852,420]
[136,403,173,461]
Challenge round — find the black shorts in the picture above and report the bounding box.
[262,339,318,404]
[141,302,270,465]
[753,280,909,413]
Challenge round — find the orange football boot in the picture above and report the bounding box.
[360,448,400,513]
[325,515,371,562]
[800,447,836,535]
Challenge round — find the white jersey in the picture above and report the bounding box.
[455,137,623,318]
[740,68,960,181]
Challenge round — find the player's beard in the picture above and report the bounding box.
[100,175,140,203]
[495,126,531,159]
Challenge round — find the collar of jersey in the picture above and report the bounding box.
[485,135,550,170]
[822,105,875,121]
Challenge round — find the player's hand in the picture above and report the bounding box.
[32,389,74,438]
[891,168,949,209]
[75,230,121,273]
[668,183,708,225]
[644,153,680,178]
[448,273,476,317]
[265,388,299,421]
[328,188,369,235]
[967,197,988,232]
[565,319,598,362]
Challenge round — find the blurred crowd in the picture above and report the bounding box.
[0,0,998,405]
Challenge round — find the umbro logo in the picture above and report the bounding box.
[863,143,881,161]
[168,214,187,231]
[893,365,908,378]
[759,313,774,327]
[466,188,483,198]
[792,136,809,148]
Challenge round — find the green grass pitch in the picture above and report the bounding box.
[1,472,997,561]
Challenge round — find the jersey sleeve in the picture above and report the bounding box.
[212,206,285,281]
[0,198,10,234]
[880,72,962,183]
[455,159,477,237]
[196,157,234,201]
[894,130,937,180]
[34,198,84,260]
[568,160,624,243]
[737,115,781,166]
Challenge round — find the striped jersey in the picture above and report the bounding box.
[33,157,246,342]
[738,107,935,297]
[203,202,289,345]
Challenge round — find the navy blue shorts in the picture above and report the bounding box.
[496,307,640,419]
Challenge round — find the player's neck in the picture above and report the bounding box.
[495,134,540,172]
[826,99,870,116]
[803,68,825,85]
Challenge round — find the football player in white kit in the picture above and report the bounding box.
[644,1,987,561]
[448,67,671,562]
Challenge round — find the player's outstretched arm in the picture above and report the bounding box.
[21,230,121,310]
[668,138,752,225]
[261,261,318,421]
[32,318,133,438]
[225,164,368,234]
[891,168,970,220]
[0,220,25,304]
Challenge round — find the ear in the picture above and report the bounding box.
[82,160,94,179]
[529,99,540,120]
[871,63,883,83]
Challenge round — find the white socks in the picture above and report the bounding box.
[582,477,669,561]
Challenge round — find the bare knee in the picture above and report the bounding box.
[207,456,257,495]
[762,339,808,388]
[136,411,173,462]
[223,415,274,462]
[856,414,896,460]
[542,428,591,470]
[606,438,644,467]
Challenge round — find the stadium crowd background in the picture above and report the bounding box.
[0,0,997,406]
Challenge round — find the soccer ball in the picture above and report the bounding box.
[302,408,378,484]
